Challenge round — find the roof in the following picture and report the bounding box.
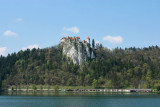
[87,37,90,39]
[76,36,80,38]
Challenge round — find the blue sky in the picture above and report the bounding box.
[0,0,160,56]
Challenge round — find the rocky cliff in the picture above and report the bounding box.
[60,37,95,65]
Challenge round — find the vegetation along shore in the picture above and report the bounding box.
[1,37,160,92]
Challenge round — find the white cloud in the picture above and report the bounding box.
[3,30,18,37]
[95,41,100,44]
[17,18,22,22]
[103,35,123,44]
[63,26,80,34]
[0,47,7,56]
[22,44,39,51]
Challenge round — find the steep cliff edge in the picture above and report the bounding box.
[60,37,95,65]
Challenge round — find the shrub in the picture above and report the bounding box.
[156,86,160,91]
[32,84,37,90]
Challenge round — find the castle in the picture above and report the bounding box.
[60,36,95,65]
[61,36,90,44]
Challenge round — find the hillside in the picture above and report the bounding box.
[0,38,160,89]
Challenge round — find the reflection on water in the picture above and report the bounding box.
[0,91,160,107]
[0,91,158,96]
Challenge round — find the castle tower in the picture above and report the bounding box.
[76,36,80,41]
[87,37,90,44]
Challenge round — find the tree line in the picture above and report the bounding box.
[0,44,160,89]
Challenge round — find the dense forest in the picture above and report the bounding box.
[0,44,160,89]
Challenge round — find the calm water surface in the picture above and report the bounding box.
[0,92,160,107]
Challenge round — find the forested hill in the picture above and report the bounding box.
[0,45,160,89]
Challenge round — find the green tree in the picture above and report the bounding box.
[146,70,152,81]
[54,85,59,91]
[92,39,95,48]
[2,80,7,89]
[156,86,160,91]
[0,43,160,90]
[92,79,98,89]
[32,84,37,90]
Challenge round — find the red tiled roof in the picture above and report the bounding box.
[61,36,81,40]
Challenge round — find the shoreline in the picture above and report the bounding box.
[4,88,154,93]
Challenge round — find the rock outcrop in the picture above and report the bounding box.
[60,37,95,65]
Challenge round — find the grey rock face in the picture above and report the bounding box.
[60,37,95,65]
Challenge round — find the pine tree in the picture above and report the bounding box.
[92,39,95,48]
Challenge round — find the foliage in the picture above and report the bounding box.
[32,84,37,90]
[54,85,59,91]
[92,79,98,89]
[0,45,160,89]
[92,39,95,48]
[156,86,160,91]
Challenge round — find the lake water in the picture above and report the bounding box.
[0,92,160,107]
